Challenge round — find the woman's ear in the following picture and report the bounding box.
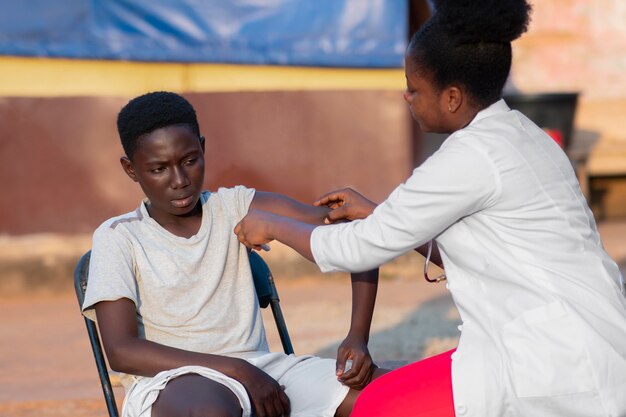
[120,156,139,182]
[446,86,463,113]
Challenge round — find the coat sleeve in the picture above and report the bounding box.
[311,136,502,272]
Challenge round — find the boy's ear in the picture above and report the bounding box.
[199,135,205,153]
[120,156,139,182]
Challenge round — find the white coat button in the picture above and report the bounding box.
[457,324,464,331]
[456,404,467,414]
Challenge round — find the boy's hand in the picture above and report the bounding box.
[234,359,291,417]
[234,209,278,251]
[314,188,377,223]
[335,333,377,390]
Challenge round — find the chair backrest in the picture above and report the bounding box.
[73,251,119,417]
[74,249,293,417]
[248,250,294,355]
[249,249,273,308]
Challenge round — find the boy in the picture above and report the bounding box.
[82,91,382,417]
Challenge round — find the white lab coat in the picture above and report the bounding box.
[311,100,626,417]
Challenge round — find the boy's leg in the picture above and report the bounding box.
[334,367,390,417]
[270,356,348,417]
[268,355,388,417]
[151,374,243,417]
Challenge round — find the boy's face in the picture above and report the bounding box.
[121,125,205,224]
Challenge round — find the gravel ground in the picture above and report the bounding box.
[1,220,624,417]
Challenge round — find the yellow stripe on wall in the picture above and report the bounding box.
[0,56,405,97]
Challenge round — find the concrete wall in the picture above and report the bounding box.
[511,0,626,100]
[509,0,626,219]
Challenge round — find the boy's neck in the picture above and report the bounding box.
[146,201,203,238]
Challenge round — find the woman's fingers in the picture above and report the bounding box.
[326,206,350,223]
[318,188,376,222]
[314,188,356,207]
[315,193,344,207]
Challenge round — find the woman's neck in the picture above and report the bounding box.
[451,100,485,132]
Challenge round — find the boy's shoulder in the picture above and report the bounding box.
[95,206,144,235]
[92,186,254,236]
[210,186,256,209]
[212,185,253,198]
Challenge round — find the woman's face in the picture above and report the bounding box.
[402,55,450,133]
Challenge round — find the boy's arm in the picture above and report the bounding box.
[94,298,290,416]
[245,191,380,387]
[243,190,331,257]
[336,269,379,389]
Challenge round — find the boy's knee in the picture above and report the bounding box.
[334,389,358,417]
[154,401,242,417]
[188,403,242,417]
[152,374,243,417]
[342,379,385,417]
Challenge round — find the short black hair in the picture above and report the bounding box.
[117,91,200,160]
[408,0,532,108]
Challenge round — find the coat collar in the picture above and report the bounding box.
[469,99,510,126]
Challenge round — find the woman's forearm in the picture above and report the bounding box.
[268,215,316,261]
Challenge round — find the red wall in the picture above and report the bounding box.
[0,91,412,234]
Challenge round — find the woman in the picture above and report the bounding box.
[235,0,626,416]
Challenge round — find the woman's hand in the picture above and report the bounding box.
[235,208,316,261]
[335,333,377,390]
[234,209,279,251]
[314,188,377,223]
[233,359,291,417]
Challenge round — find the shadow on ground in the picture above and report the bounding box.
[315,293,461,367]
[314,254,626,368]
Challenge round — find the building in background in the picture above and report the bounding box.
[509,0,626,219]
[0,0,416,234]
[0,0,625,235]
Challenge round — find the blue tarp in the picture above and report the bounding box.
[0,0,407,67]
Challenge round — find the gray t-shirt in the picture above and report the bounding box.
[83,186,269,359]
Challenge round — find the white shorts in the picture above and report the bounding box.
[121,352,350,417]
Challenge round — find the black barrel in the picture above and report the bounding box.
[503,92,579,150]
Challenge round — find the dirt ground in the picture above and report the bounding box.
[1,220,625,417]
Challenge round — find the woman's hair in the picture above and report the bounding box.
[407,0,532,108]
[117,91,200,161]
